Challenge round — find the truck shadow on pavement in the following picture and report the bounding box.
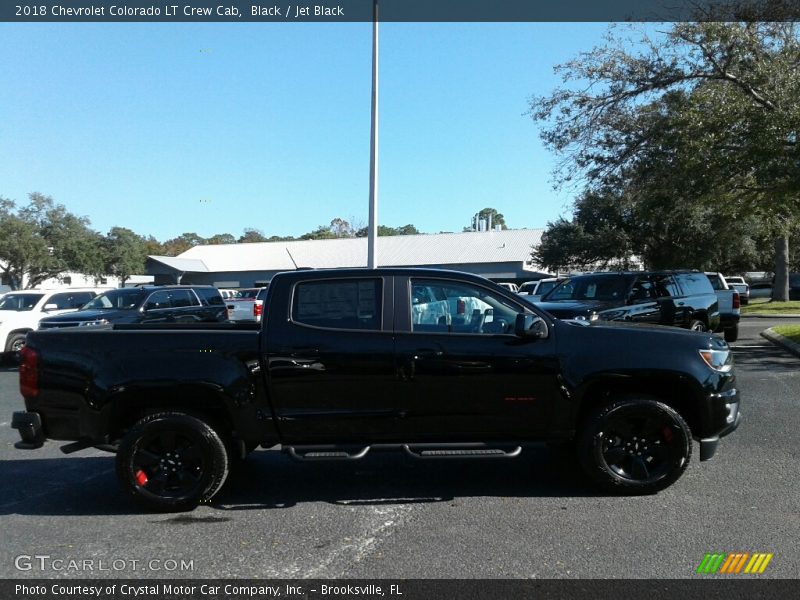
[0,446,596,516]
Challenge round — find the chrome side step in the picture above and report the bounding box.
[402,443,523,459]
[285,445,371,461]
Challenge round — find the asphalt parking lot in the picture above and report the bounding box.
[0,318,798,579]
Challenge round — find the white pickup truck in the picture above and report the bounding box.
[0,288,107,353]
[225,287,269,323]
[704,273,741,342]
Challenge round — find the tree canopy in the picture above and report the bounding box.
[531,19,800,298]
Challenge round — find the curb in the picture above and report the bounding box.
[741,314,800,318]
[761,328,800,358]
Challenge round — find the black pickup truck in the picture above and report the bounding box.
[11,268,741,511]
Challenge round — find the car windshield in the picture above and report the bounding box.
[0,294,44,311]
[544,275,631,301]
[82,288,145,310]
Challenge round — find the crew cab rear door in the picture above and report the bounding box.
[263,274,399,443]
[392,275,561,439]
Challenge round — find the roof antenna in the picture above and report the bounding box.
[286,248,299,270]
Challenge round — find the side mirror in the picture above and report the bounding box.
[43,303,59,311]
[515,313,548,339]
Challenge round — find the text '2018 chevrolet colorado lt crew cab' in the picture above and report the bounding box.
[11,268,741,511]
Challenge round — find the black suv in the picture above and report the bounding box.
[535,271,720,332]
[38,286,227,329]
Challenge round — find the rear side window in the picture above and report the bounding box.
[292,279,382,330]
[170,289,200,308]
[678,273,714,296]
[195,287,225,306]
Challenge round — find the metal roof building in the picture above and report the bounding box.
[146,229,548,287]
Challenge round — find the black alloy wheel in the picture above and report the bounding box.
[579,397,691,494]
[116,412,229,512]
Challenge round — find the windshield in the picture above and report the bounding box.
[544,275,631,302]
[537,280,560,296]
[0,294,44,311]
[82,288,146,310]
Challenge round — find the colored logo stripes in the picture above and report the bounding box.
[696,553,773,574]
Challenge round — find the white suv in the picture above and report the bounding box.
[0,288,106,352]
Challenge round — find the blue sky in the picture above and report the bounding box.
[0,22,615,241]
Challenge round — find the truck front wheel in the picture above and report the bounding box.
[116,412,229,512]
[578,397,692,494]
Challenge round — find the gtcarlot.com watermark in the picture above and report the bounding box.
[14,554,194,573]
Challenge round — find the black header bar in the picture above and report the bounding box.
[3,0,800,23]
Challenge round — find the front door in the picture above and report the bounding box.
[393,276,562,441]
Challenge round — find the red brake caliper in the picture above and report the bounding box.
[135,470,149,486]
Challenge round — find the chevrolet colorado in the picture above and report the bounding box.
[11,268,741,511]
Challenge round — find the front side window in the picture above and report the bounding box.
[144,291,171,310]
[410,279,519,334]
[293,279,382,330]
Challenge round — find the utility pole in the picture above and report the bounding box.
[367,0,379,268]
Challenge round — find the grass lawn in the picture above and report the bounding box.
[772,325,800,344]
[741,300,800,315]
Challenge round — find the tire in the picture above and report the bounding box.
[116,412,229,512]
[688,319,707,332]
[724,325,739,343]
[578,397,692,494]
[6,333,27,353]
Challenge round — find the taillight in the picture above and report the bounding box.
[253,302,263,318]
[19,346,39,397]
[732,291,740,309]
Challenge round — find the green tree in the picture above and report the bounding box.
[104,227,148,287]
[161,232,206,256]
[355,224,420,237]
[207,233,237,245]
[531,19,800,299]
[238,228,270,243]
[0,193,106,289]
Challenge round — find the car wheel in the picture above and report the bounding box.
[6,333,27,353]
[688,319,707,332]
[578,397,692,494]
[724,325,739,343]
[116,412,229,512]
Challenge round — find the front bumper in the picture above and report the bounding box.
[698,387,741,461]
[11,411,45,449]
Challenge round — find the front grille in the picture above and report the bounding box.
[39,321,84,329]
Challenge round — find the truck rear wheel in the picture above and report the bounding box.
[724,325,739,343]
[578,397,691,494]
[116,412,229,512]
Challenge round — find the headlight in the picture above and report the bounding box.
[699,348,732,372]
[80,319,109,326]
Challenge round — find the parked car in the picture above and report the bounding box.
[750,282,773,299]
[725,276,750,305]
[791,273,800,300]
[37,286,227,329]
[226,286,269,323]
[13,267,740,511]
[518,277,564,302]
[496,282,519,293]
[536,271,721,332]
[0,288,105,353]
